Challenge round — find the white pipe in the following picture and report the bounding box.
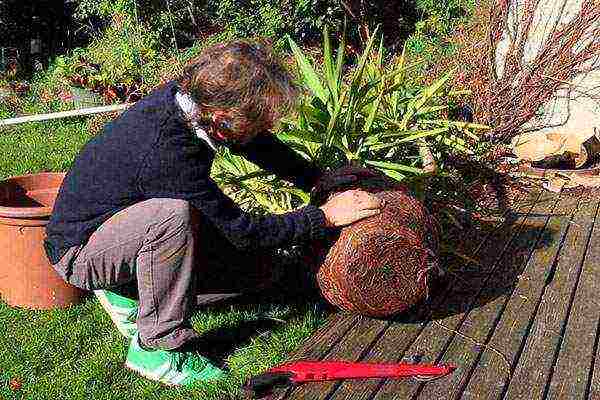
[0,103,134,128]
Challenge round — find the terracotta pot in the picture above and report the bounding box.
[0,172,84,309]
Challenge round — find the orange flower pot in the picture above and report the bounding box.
[0,172,85,309]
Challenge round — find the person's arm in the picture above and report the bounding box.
[190,178,328,250]
[231,133,381,205]
[140,143,327,251]
[230,133,323,192]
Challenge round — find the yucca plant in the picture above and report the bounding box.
[280,25,487,181]
[210,25,487,219]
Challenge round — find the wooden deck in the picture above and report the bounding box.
[272,189,600,400]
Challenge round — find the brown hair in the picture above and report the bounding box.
[177,39,300,137]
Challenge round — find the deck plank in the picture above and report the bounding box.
[370,190,552,400]
[458,192,581,400]
[545,200,600,400]
[412,191,574,400]
[589,318,600,400]
[286,313,359,361]
[503,195,595,399]
[324,191,535,400]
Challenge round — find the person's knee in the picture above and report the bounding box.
[156,198,192,230]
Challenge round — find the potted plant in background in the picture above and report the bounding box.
[51,12,152,107]
[53,53,105,108]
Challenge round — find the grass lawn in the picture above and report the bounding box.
[0,119,328,400]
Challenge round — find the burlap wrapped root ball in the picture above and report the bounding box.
[311,173,441,318]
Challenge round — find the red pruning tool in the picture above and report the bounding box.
[243,360,456,398]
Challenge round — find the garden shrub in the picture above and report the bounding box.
[72,0,346,50]
[47,8,235,103]
[406,0,475,67]
[41,0,347,102]
[5,0,477,105]
[47,12,163,103]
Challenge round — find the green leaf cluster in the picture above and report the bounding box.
[51,13,162,93]
[281,25,488,182]
[211,149,309,214]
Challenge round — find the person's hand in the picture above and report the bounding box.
[311,166,379,206]
[319,189,385,228]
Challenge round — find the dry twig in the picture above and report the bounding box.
[431,0,600,152]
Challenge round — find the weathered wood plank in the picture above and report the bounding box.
[286,313,359,361]
[371,190,551,400]
[326,320,424,400]
[545,199,600,400]
[285,315,390,399]
[410,191,575,400]
[458,193,581,400]
[588,318,600,400]
[324,191,533,400]
[503,196,596,399]
[506,195,598,399]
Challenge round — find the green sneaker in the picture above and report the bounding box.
[94,289,138,339]
[125,332,225,386]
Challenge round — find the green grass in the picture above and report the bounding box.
[0,120,90,177]
[0,294,327,399]
[0,118,328,399]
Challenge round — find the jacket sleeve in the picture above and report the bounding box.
[230,133,324,192]
[139,138,327,251]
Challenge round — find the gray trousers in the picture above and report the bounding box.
[53,198,280,350]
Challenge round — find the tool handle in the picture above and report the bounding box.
[270,361,456,383]
[243,371,295,398]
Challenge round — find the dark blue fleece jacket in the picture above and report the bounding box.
[43,81,326,265]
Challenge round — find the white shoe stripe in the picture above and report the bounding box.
[161,370,180,383]
[128,360,173,380]
[169,371,189,385]
[126,338,191,386]
[96,293,137,315]
[95,291,138,338]
[125,361,178,387]
[154,361,175,379]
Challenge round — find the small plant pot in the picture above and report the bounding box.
[70,86,103,108]
[0,172,85,309]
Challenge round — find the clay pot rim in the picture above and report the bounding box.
[0,172,65,219]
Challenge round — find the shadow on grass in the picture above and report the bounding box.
[192,318,284,368]
[185,265,331,367]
